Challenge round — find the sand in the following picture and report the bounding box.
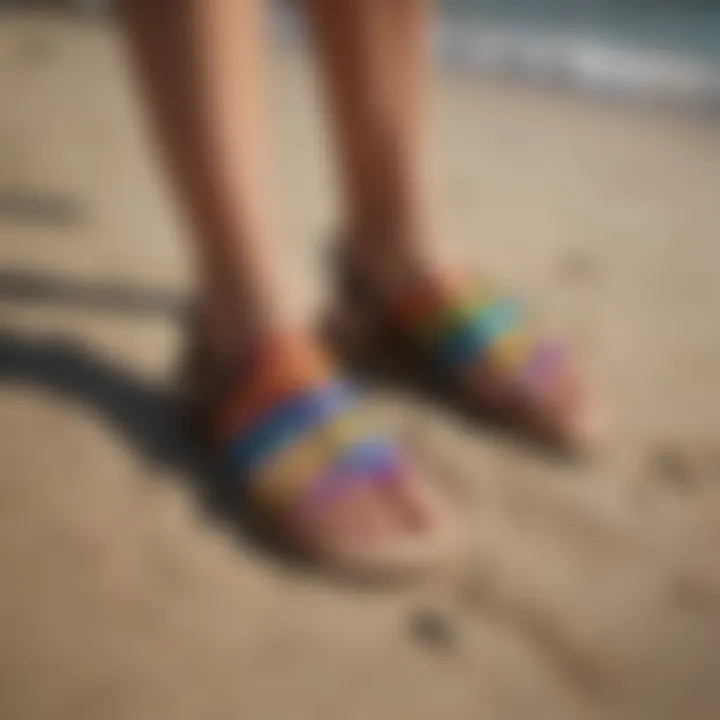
[1,12,720,720]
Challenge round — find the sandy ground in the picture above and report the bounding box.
[1,13,720,720]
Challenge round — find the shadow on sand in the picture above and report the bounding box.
[0,268,308,569]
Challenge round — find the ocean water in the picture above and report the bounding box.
[34,1,720,106]
[442,0,720,63]
[437,0,720,107]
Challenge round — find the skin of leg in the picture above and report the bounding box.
[301,0,437,266]
[118,0,289,353]
[117,0,439,557]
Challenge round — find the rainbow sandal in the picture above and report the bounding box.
[184,332,459,580]
[327,257,602,452]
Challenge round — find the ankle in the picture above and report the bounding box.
[194,290,289,372]
[342,225,444,292]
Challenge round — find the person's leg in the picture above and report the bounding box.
[302,0,435,268]
[303,0,599,447]
[119,0,287,362]
[118,0,450,570]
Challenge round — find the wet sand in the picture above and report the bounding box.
[1,14,720,720]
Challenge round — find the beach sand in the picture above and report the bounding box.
[1,13,720,720]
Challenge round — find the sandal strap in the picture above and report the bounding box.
[520,338,566,388]
[436,298,523,369]
[213,338,332,443]
[253,429,397,514]
[212,340,400,517]
[226,379,356,474]
[294,437,401,510]
[391,273,563,386]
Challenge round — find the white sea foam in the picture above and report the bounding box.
[437,20,720,108]
[275,4,720,112]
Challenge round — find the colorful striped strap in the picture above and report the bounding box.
[436,298,523,369]
[214,340,332,443]
[254,432,398,514]
[293,437,402,510]
[226,379,355,474]
[393,274,563,387]
[217,360,400,515]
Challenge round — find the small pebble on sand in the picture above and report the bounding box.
[408,607,456,653]
[558,249,599,282]
[647,445,695,490]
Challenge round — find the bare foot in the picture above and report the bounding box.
[185,326,457,578]
[329,247,603,452]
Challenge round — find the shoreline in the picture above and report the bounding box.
[275,6,720,116]
[2,4,718,113]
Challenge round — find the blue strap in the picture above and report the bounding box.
[226,379,356,475]
[438,298,522,369]
[334,435,399,476]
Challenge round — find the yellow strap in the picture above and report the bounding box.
[487,327,534,377]
[251,409,372,514]
[417,279,497,339]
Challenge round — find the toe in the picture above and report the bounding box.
[530,352,600,446]
[343,480,398,541]
[288,470,407,558]
[381,462,438,534]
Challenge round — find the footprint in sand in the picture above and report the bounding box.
[455,560,610,699]
[557,249,601,284]
[647,445,697,491]
[408,607,458,655]
[645,442,720,494]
